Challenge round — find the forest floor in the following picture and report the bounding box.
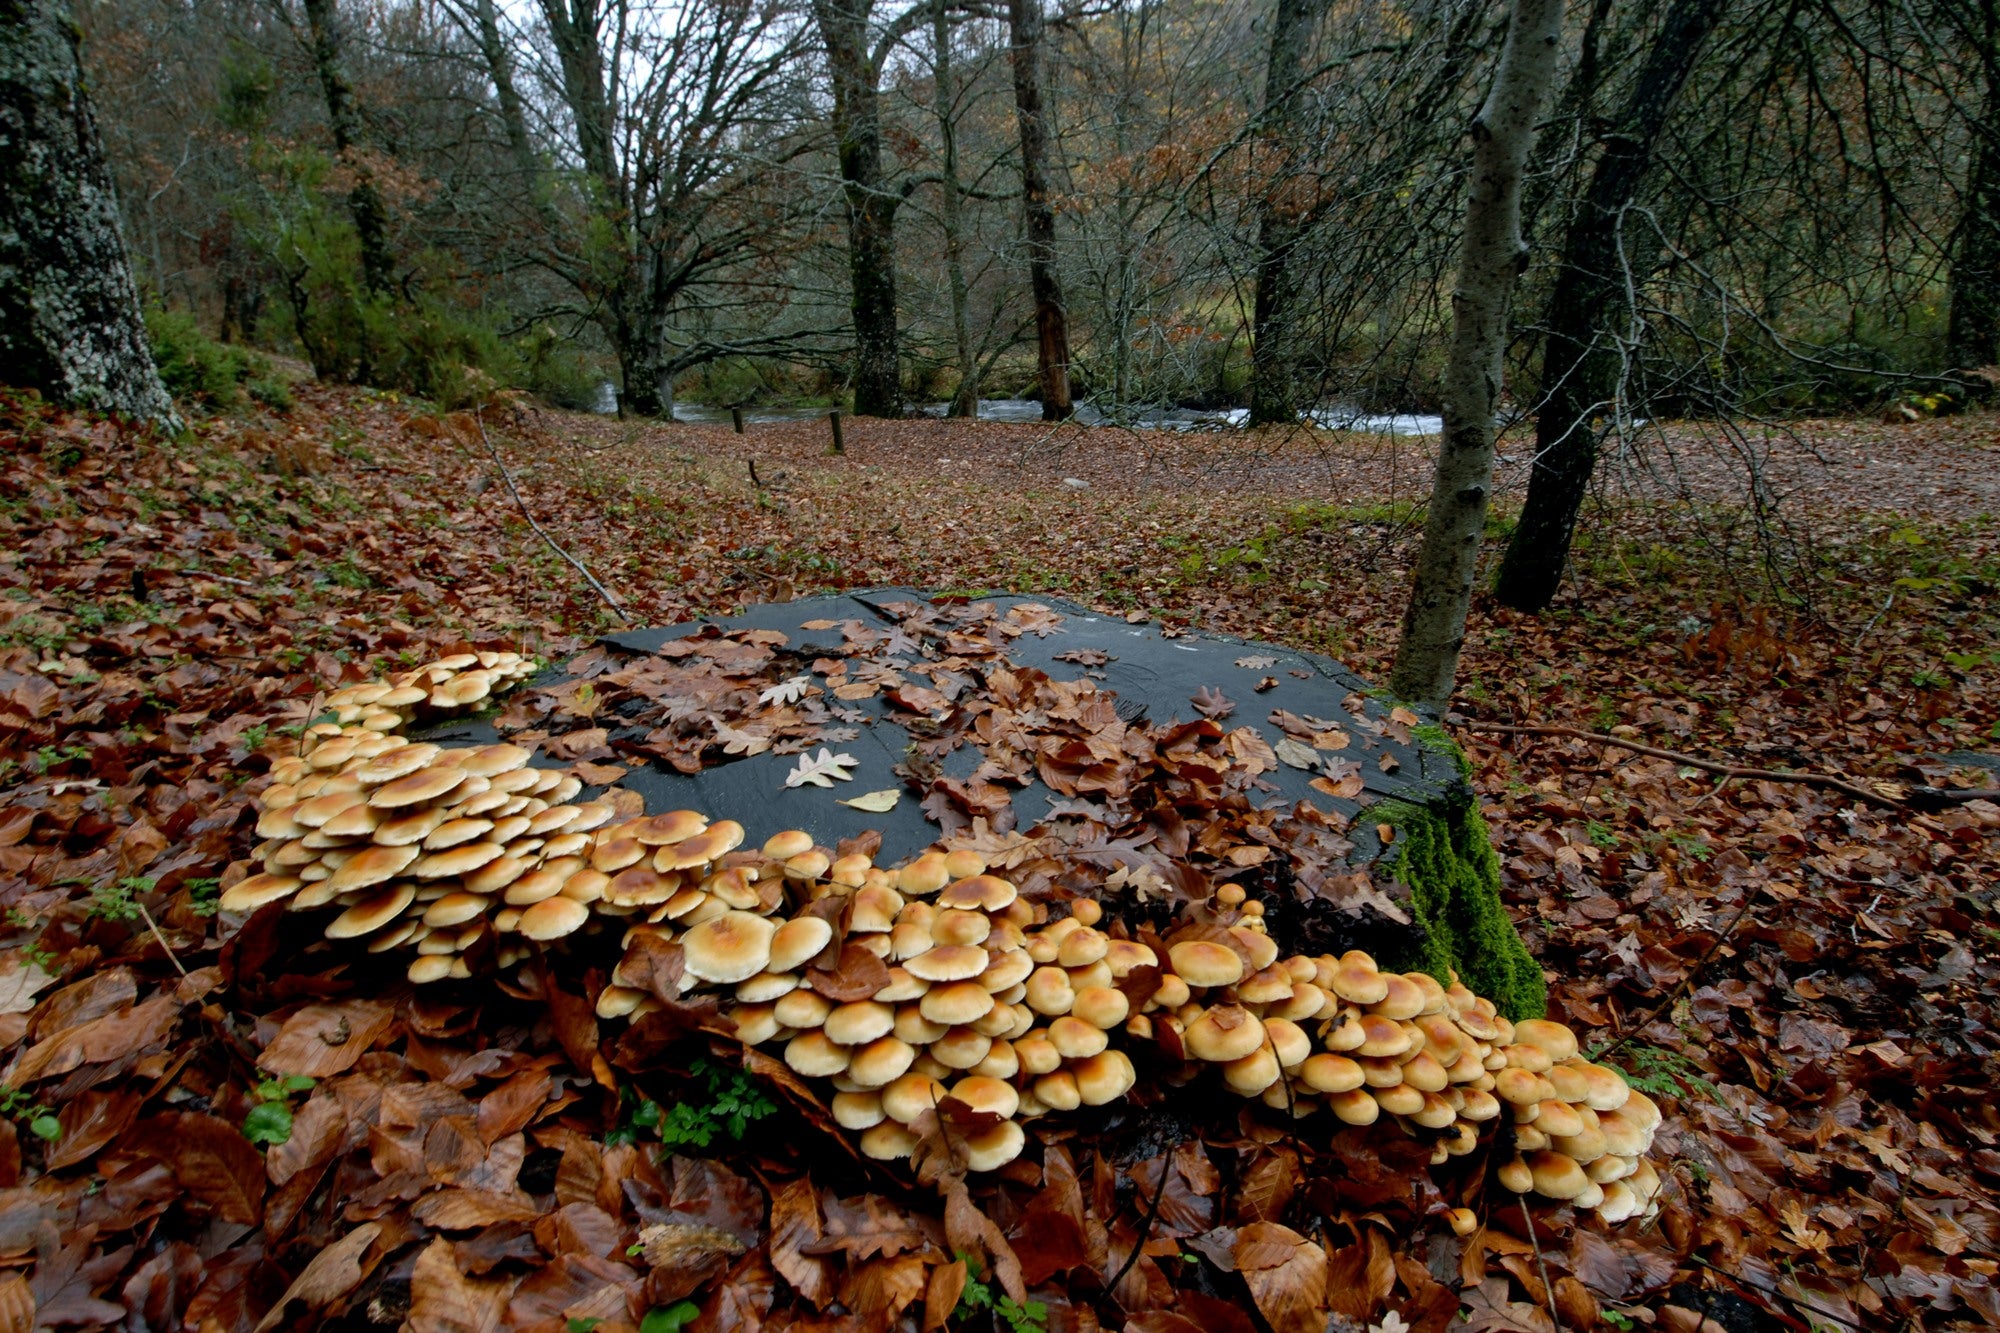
[2,380,1998,1333]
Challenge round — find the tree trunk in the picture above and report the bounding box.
[1492,0,1723,613]
[1008,0,1071,419]
[473,0,542,197]
[934,0,979,417]
[299,0,394,297]
[1247,0,1333,427]
[0,0,180,429]
[1387,0,1563,710]
[1949,0,2000,370]
[814,0,901,418]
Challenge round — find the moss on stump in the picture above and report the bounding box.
[1369,791,1546,1021]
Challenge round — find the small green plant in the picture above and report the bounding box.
[87,876,153,922]
[242,1074,317,1147]
[637,1302,699,1333]
[186,878,223,917]
[324,557,376,590]
[1585,820,1620,850]
[239,724,270,752]
[0,1084,60,1142]
[607,1058,776,1150]
[1600,1043,1719,1104]
[952,1251,1047,1332]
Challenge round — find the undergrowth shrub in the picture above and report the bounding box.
[145,307,291,413]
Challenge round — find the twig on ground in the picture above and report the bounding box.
[1462,720,1901,808]
[1592,882,1764,1061]
[1517,1201,1563,1331]
[473,412,633,623]
[1103,1155,1173,1300]
[134,902,189,978]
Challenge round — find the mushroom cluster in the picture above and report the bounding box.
[585,836,1664,1222]
[233,654,1665,1224]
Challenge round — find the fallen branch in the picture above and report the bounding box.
[1461,721,1907,809]
[473,412,633,623]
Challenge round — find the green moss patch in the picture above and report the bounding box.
[1369,793,1547,1021]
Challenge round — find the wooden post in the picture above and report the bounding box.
[829,411,845,455]
[730,407,744,434]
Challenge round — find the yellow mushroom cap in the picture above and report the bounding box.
[880,1072,949,1123]
[1237,967,1294,1006]
[326,884,416,938]
[355,743,442,785]
[368,766,468,809]
[786,1031,851,1079]
[1184,1005,1265,1063]
[1048,1016,1109,1060]
[964,1119,1025,1172]
[859,1122,919,1160]
[774,989,832,1029]
[824,1001,895,1046]
[928,1027,992,1070]
[1371,1084,1426,1117]
[948,1075,1020,1119]
[408,954,455,984]
[1073,1050,1136,1105]
[1513,1018,1580,1063]
[1301,1053,1366,1094]
[1169,940,1245,989]
[682,910,778,983]
[1329,953,1390,1005]
[1353,1013,1414,1058]
[1536,1100,1586,1139]
[1327,1089,1380,1126]
[1223,1047,1281,1096]
[848,1037,918,1088]
[1034,1071,1082,1112]
[874,967,929,1004]
[1071,986,1130,1030]
[219,872,304,913]
[769,916,834,972]
[1262,1017,1311,1067]
[920,981,996,1026]
[325,844,417,893]
[895,852,951,896]
[832,1090,886,1131]
[518,896,590,941]
[1371,973,1427,1021]
[1527,1150,1591,1201]
[1497,1155,1535,1192]
[907,943,988,982]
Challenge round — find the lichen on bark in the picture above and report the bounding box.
[1368,789,1547,1022]
[0,0,181,429]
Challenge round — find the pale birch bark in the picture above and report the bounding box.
[1387,0,1564,710]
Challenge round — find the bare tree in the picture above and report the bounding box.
[0,0,180,428]
[299,0,395,296]
[1389,0,1564,709]
[1493,0,1727,612]
[1245,0,1332,426]
[1009,0,1071,417]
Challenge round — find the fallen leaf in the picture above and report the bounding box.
[838,788,902,812]
[785,747,859,788]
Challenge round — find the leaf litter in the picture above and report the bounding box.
[0,384,1994,1330]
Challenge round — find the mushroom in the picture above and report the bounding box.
[1168,940,1244,990]
[859,1123,919,1161]
[1184,1005,1265,1063]
[682,911,777,983]
[1527,1151,1590,1201]
[219,872,303,913]
[965,1120,1025,1172]
[895,852,951,896]
[906,944,988,983]
[920,981,996,1027]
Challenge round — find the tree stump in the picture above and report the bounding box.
[439,590,1544,1018]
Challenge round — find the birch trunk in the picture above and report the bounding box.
[1387,0,1563,710]
[0,0,181,429]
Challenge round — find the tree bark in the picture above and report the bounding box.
[934,0,978,416]
[814,0,902,418]
[1492,0,1723,613]
[1387,0,1563,710]
[0,0,180,429]
[299,0,394,297]
[1948,0,2000,370]
[1247,0,1333,426]
[1008,0,1071,419]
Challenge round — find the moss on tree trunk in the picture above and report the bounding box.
[1367,791,1546,1021]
